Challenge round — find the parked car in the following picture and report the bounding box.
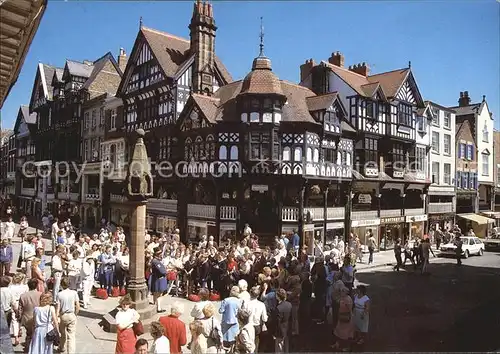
[484,227,500,251]
[439,236,484,258]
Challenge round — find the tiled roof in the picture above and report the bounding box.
[240,57,283,96]
[140,26,232,83]
[449,103,481,116]
[367,68,409,98]
[81,52,121,91]
[66,60,94,78]
[306,92,338,112]
[195,80,318,124]
[361,82,381,98]
[41,64,56,100]
[21,105,36,124]
[191,94,220,123]
[322,61,370,96]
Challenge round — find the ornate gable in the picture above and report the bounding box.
[117,31,168,96]
[179,103,212,132]
[395,71,424,107]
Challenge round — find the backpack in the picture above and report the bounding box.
[209,317,222,348]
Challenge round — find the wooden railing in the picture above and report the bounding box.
[220,206,237,220]
[405,208,425,216]
[352,210,378,220]
[282,207,345,222]
[148,199,178,213]
[380,209,402,217]
[428,202,455,214]
[110,194,126,203]
[187,204,216,219]
[282,207,299,222]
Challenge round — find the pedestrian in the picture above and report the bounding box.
[28,292,59,354]
[149,248,167,312]
[81,251,95,309]
[234,309,255,354]
[9,272,28,347]
[0,276,14,330]
[246,285,268,351]
[353,285,370,345]
[31,258,46,293]
[273,288,292,353]
[332,286,354,351]
[420,239,435,275]
[3,216,15,241]
[454,235,463,266]
[189,320,207,354]
[149,321,170,354]
[115,294,140,354]
[159,302,187,354]
[18,279,42,347]
[393,239,403,272]
[0,238,13,276]
[56,277,79,354]
[134,338,149,354]
[366,231,377,265]
[219,286,242,348]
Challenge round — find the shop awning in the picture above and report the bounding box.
[457,213,495,225]
[480,211,500,219]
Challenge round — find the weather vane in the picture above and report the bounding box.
[259,16,265,57]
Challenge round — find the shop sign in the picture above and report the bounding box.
[282,225,297,232]
[380,216,405,224]
[327,222,344,230]
[207,221,216,226]
[351,219,380,227]
[251,184,268,192]
[188,220,207,228]
[304,224,315,231]
[357,194,372,204]
[406,215,428,223]
[220,223,236,230]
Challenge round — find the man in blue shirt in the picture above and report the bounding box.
[291,230,300,257]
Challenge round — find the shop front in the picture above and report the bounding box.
[326,221,345,246]
[304,223,324,256]
[220,222,237,245]
[379,216,406,250]
[456,213,494,238]
[187,220,217,244]
[406,214,427,240]
[428,214,455,233]
[351,218,381,250]
[156,215,178,234]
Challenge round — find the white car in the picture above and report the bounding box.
[440,236,485,258]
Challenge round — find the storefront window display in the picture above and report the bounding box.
[304,226,324,256]
[188,221,207,244]
[379,224,405,250]
[351,226,379,250]
[220,223,237,245]
[410,222,424,239]
[157,217,177,234]
[146,214,154,231]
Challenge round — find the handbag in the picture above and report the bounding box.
[45,307,60,346]
[209,317,222,348]
[133,320,144,336]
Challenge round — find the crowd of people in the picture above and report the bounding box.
[0,211,374,354]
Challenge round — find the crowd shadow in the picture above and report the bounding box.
[353,261,500,352]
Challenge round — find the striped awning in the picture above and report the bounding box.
[457,213,495,225]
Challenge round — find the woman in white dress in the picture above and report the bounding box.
[67,250,82,291]
[81,252,95,309]
[352,285,370,344]
[28,292,59,354]
[9,272,28,346]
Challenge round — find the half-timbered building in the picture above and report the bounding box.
[300,52,430,249]
[166,30,355,249]
[29,63,60,216]
[105,0,232,231]
[14,105,37,216]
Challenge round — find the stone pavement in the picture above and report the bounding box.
[3,222,442,353]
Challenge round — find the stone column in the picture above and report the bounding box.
[127,202,149,312]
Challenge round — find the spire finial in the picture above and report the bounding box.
[259,16,265,57]
[139,16,143,29]
[408,60,411,68]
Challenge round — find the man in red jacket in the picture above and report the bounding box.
[160,302,187,354]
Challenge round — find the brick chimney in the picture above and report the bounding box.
[349,62,370,76]
[328,51,344,68]
[458,91,471,107]
[118,48,128,73]
[300,59,315,82]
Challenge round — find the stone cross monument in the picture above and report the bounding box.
[125,128,154,317]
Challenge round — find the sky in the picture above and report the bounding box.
[1,0,499,130]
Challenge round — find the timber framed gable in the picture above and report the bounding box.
[394,70,424,108]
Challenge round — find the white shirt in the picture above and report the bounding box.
[82,259,95,280]
[67,258,82,277]
[51,222,60,238]
[119,254,130,270]
[246,298,268,327]
[115,308,139,329]
[117,232,125,242]
[52,255,63,272]
[152,336,170,354]
[191,300,209,320]
[4,221,15,238]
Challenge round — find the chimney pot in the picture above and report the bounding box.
[460,92,464,97]
[458,91,471,107]
[348,62,370,76]
[464,91,469,97]
[300,58,316,83]
[482,95,486,102]
[328,51,345,68]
